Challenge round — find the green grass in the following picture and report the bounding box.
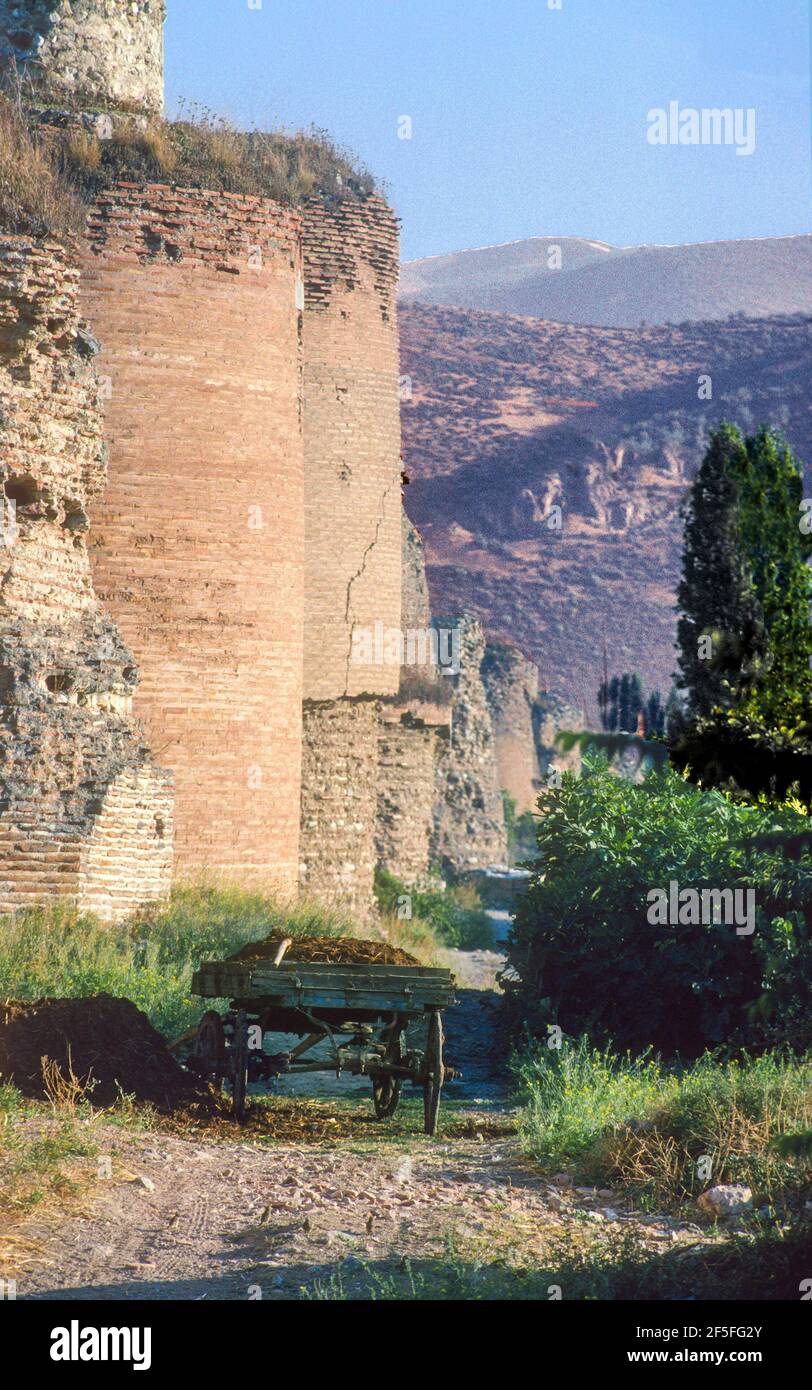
[516,1037,812,1209]
[303,1221,812,1301]
[0,883,358,1040]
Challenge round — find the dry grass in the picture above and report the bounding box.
[40,1052,95,1117]
[64,128,101,173]
[603,1086,812,1207]
[0,95,379,243]
[0,1084,98,1278]
[0,96,85,238]
[64,105,377,209]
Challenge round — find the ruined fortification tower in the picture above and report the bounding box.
[0,1,307,893]
[0,238,174,919]
[0,0,165,114]
[481,641,542,814]
[82,190,305,892]
[298,197,403,916]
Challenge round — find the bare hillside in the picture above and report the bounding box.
[399,302,812,715]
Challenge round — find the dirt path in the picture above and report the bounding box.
[16,1116,706,1301]
[8,960,706,1301]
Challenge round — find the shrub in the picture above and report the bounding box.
[506,756,812,1054]
[374,868,496,951]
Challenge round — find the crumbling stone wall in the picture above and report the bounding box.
[0,0,165,114]
[534,690,584,785]
[0,236,172,920]
[432,615,507,870]
[482,639,541,813]
[376,711,443,885]
[299,698,379,920]
[374,513,450,884]
[81,185,305,892]
[402,510,431,634]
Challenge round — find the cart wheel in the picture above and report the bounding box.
[423,1009,444,1136]
[372,1026,403,1120]
[194,1011,225,1092]
[231,1010,248,1120]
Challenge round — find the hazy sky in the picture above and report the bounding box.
[165,0,812,261]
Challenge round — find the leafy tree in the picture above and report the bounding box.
[735,427,812,726]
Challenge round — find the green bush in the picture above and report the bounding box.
[506,756,812,1054]
[374,868,496,951]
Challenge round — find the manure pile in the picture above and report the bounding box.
[226,932,418,966]
[0,995,213,1112]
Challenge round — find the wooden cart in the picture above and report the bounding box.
[188,958,458,1135]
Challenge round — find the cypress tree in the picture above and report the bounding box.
[676,423,767,719]
[735,428,812,726]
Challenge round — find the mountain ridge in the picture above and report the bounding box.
[400,232,812,327]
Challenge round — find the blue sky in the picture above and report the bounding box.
[166,0,812,261]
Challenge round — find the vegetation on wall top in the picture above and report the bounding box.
[0,94,380,241]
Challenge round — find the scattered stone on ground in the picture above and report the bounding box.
[8,1122,706,1301]
[696,1184,754,1219]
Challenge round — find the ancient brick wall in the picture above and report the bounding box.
[299,698,379,920]
[0,235,173,920]
[0,0,165,114]
[301,195,402,701]
[297,194,403,911]
[482,640,541,813]
[81,184,305,892]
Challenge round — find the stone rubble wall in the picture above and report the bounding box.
[373,513,450,885]
[0,235,173,920]
[375,710,441,885]
[0,0,165,114]
[482,639,541,814]
[81,184,305,892]
[299,697,379,921]
[534,690,584,784]
[431,615,507,871]
[401,509,432,634]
